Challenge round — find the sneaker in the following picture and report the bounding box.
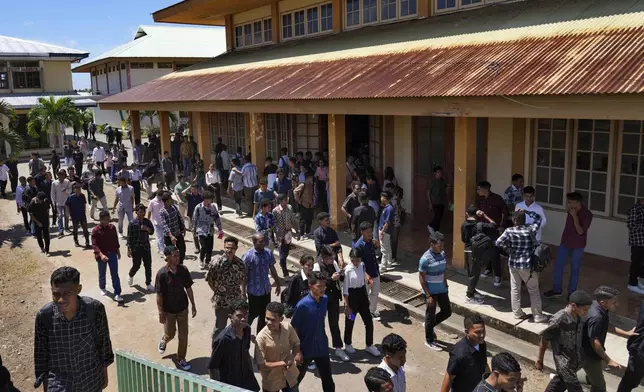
[146,284,155,292]
[177,359,191,371]
[158,338,167,354]
[366,345,381,356]
[114,295,124,302]
[493,277,502,287]
[344,344,356,354]
[480,270,491,278]
[533,314,549,323]
[307,362,316,370]
[335,348,350,362]
[465,296,484,305]
[627,285,644,295]
[99,289,107,296]
[85,242,90,248]
[57,232,64,239]
[473,291,485,299]
[638,279,644,290]
[128,277,134,286]
[371,311,381,321]
[40,247,45,253]
[74,241,80,247]
[543,290,562,299]
[425,341,443,352]
[513,312,530,320]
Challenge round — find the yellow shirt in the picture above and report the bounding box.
[254,322,301,391]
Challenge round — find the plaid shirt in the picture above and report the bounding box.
[126,218,154,251]
[160,204,185,237]
[504,185,523,207]
[495,211,542,269]
[628,202,644,247]
[273,204,299,243]
[34,297,114,392]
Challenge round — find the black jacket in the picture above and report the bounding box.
[461,219,496,251]
[285,273,309,312]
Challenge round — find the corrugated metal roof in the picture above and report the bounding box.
[0,93,98,110]
[101,10,644,104]
[73,25,226,72]
[0,36,88,60]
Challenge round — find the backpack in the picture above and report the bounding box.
[529,230,551,273]
[470,223,493,259]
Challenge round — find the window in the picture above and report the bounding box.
[572,120,612,214]
[264,19,273,42]
[235,18,273,49]
[307,7,319,34]
[369,116,383,175]
[282,3,332,41]
[0,72,7,89]
[534,119,568,207]
[235,26,243,47]
[346,0,361,27]
[253,21,263,43]
[244,24,253,46]
[295,114,320,153]
[617,121,644,215]
[211,113,247,156]
[381,0,397,20]
[401,0,417,16]
[265,114,279,160]
[12,71,40,89]
[121,63,126,70]
[436,0,500,13]
[321,3,334,31]
[363,0,378,24]
[462,0,483,5]
[157,62,173,69]
[130,62,153,69]
[282,14,293,39]
[346,0,416,29]
[294,10,305,36]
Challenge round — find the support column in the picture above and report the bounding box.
[328,114,347,229]
[249,113,266,170]
[130,110,141,144]
[511,118,527,176]
[225,15,234,51]
[452,117,477,269]
[159,111,171,156]
[194,112,213,167]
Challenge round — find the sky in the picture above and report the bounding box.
[0,0,181,90]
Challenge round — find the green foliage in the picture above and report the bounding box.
[0,100,24,156]
[27,96,77,139]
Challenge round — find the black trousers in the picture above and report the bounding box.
[327,295,343,349]
[544,374,583,392]
[618,354,644,392]
[343,286,373,346]
[466,252,482,297]
[429,204,445,231]
[10,175,18,193]
[233,190,244,215]
[207,183,223,210]
[95,161,105,173]
[199,235,214,266]
[131,180,141,205]
[74,163,83,177]
[34,224,50,252]
[19,207,29,232]
[629,246,644,286]
[50,200,57,226]
[298,205,314,235]
[243,186,257,216]
[0,180,7,197]
[248,293,271,335]
[220,170,229,190]
[72,217,89,244]
[483,246,503,278]
[297,356,335,392]
[129,248,152,285]
[391,225,401,261]
[164,235,186,264]
[424,292,452,344]
[164,172,175,189]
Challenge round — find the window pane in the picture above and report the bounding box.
[551,150,565,168]
[264,19,273,42]
[364,0,378,23]
[590,192,606,212]
[552,131,566,149]
[621,155,638,174]
[622,134,640,154]
[282,14,293,38]
[624,120,642,133]
[592,153,608,172]
[307,7,319,33]
[346,0,360,26]
[577,131,592,151]
[591,173,607,192]
[321,4,333,31]
[576,152,591,170]
[253,21,263,44]
[537,119,552,130]
[401,0,417,15]
[294,10,305,36]
[550,187,564,205]
[536,185,549,203]
[575,171,589,190]
[594,132,610,152]
[551,168,565,187]
[537,131,550,148]
[244,24,252,46]
[537,149,550,166]
[595,120,611,131]
[381,0,397,20]
[618,196,635,215]
[619,175,636,195]
[638,179,644,198]
[578,119,593,131]
[235,26,243,47]
[536,167,549,185]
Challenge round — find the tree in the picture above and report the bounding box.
[27,96,77,139]
[0,100,24,156]
[140,110,178,128]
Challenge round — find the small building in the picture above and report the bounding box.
[72,25,226,130]
[0,35,92,156]
[100,0,644,277]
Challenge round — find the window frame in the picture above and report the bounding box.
[281,2,334,42]
[532,118,571,210]
[434,0,504,14]
[0,71,8,89]
[345,0,417,30]
[157,62,173,69]
[234,17,274,49]
[369,115,384,178]
[614,120,644,218]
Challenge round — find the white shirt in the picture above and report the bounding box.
[131,168,142,181]
[0,164,9,181]
[278,154,289,168]
[378,360,406,392]
[92,147,105,162]
[148,197,165,225]
[205,170,221,186]
[343,262,367,296]
[15,184,25,207]
[51,178,71,206]
[220,150,231,171]
[515,201,547,241]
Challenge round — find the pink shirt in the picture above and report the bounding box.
[148,197,165,225]
[316,166,328,182]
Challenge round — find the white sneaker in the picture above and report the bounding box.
[627,285,644,295]
[344,344,356,354]
[114,295,124,302]
[99,289,107,296]
[371,311,381,321]
[425,342,443,352]
[307,362,316,370]
[146,284,155,292]
[335,348,350,362]
[533,315,549,323]
[128,277,134,286]
[366,345,381,357]
[493,277,502,287]
[473,291,485,299]
[465,296,484,305]
[514,312,529,320]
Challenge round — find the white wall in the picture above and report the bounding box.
[130,68,173,88]
[394,116,413,209]
[487,117,513,195]
[93,108,124,129]
[96,73,108,95]
[107,68,121,94]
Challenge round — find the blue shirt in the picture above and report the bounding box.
[242,248,275,296]
[418,249,448,295]
[354,237,379,278]
[254,212,276,243]
[254,188,275,205]
[273,178,292,195]
[291,293,329,358]
[379,203,394,234]
[186,193,203,218]
[65,193,87,220]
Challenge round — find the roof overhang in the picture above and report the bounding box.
[153,0,275,26]
[0,53,88,62]
[72,57,210,73]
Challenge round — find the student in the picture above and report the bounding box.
[254,177,275,217]
[126,204,155,291]
[160,191,187,264]
[514,186,547,241]
[51,169,71,237]
[192,191,224,269]
[228,158,244,217]
[28,192,51,255]
[23,176,38,235]
[0,158,9,198]
[379,191,395,272]
[205,163,223,211]
[255,302,301,392]
[626,199,644,294]
[427,166,450,232]
[473,352,524,392]
[130,164,143,205]
[173,174,190,217]
[579,286,636,392]
[181,184,203,254]
[273,193,299,277]
[378,333,407,392]
[440,315,488,392]
[242,154,259,216]
[155,246,196,371]
[112,176,134,237]
[89,170,109,220]
[147,190,167,255]
[15,176,29,233]
[343,247,381,358]
[354,221,382,321]
[264,156,278,189]
[314,212,345,267]
[536,290,593,392]
[34,267,114,392]
[255,198,276,253]
[342,182,362,229]
[273,168,292,198]
[351,192,377,246]
[418,231,451,352]
[284,255,314,315]
[364,367,394,392]
[294,171,315,237]
[504,173,525,213]
[91,211,123,303]
[461,205,497,304]
[545,192,593,299]
[477,180,508,283]
[292,271,336,392]
[208,299,260,391]
[66,184,90,248]
[618,300,644,392]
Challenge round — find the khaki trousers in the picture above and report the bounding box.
[509,267,543,317]
[163,308,189,360]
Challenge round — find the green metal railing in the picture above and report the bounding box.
[115,350,251,392]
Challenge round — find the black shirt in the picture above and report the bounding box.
[72,151,84,165]
[627,301,644,357]
[351,204,377,241]
[89,178,105,199]
[582,301,610,360]
[447,337,488,392]
[28,199,50,224]
[313,226,340,255]
[472,375,498,392]
[155,265,194,314]
[342,193,360,217]
[209,324,260,391]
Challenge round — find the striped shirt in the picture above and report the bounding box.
[241,163,258,188]
[418,249,447,295]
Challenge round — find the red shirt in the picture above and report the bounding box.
[477,192,508,229]
[561,205,593,249]
[92,223,120,258]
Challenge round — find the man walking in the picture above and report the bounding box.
[379,191,395,272]
[147,190,166,255]
[28,192,51,255]
[155,246,197,371]
[473,352,523,392]
[51,169,71,237]
[66,184,90,248]
[294,172,315,237]
[181,184,203,255]
[34,267,114,392]
[627,199,644,294]
[112,177,135,238]
[351,192,377,246]
[273,193,299,277]
[192,191,224,269]
[89,170,108,220]
[440,315,487,392]
[618,300,644,392]
[228,158,244,217]
[427,166,450,232]
[126,204,155,291]
[160,191,187,264]
[162,151,175,188]
[205,163,223,211]
[495,209,547,322]
[15,176,29,233]
[460,205,497,304]
[545,192,593,299]
[92,211,123,302]
[92,144,106,173]
[243,233,281,334]
[378,333,407,392]
[241,154,259,217]
[180,137,194,178]
[354,222,382,321]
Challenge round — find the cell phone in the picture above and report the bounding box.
[349,313,356,321]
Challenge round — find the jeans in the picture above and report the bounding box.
[129,248,152,285]
[429,204,445,231]
[424,292,452,344]
[629,246,644,286]
[65,157,73,168]
[182,158,192,178]
[553,245,585,294]
[198,235,214,267]
[297,356,334,392]
[90,196,108,218]
[344,286,373,346]
[617,354,644,392]
[117,208,134,234]
[368,276,381,314]
[578,357,606,392]
[327,295,343,348]
[153,223,165,253]
[131,180,141,205]
[278,240,290,277]
[545,374,583,392]
[34,223,50,252]
[248,293,271,335]
[163,308,189,360]
[97,252,121,295]
[56,205,69,233]
[71,217,89,244]
[465,251,481,298]
[380,232,393,269]
[509,267,543,317]
[164,235,186,264]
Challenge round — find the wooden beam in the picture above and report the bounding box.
[452,117,477,269]
[419,0,430,17]
[511,118,526,176]
[332,0,342,33]
[383,115,395,169]
[225,14,234,51]
[130,110,141,144]
[328,114,347,229]
[249,113,266,170]
[271,4,280,44]
[159,111,171,156]
[194,112,213,167]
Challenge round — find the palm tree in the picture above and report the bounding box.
[27,96,77,140]
[140,110,179,128]
[0,100,24,156]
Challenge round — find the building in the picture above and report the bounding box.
[72,25,226,130]
[0,35,92,155]
[99,0,644,270]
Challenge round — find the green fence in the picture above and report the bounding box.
[115,350,251,392]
